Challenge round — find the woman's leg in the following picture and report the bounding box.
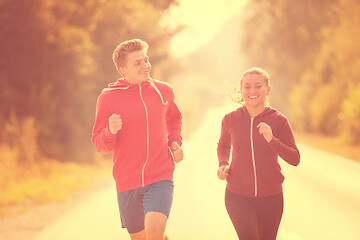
[225,189,260,240]
[257,193,284,240]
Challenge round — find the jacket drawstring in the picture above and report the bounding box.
[149,80,168,105]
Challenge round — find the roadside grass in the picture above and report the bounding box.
[0,145,112,217]
[295,131,360,163]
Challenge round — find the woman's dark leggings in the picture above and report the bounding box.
[225,189,283,240]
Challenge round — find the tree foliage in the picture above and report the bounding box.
[241,0,336,114]
[242,0,360,144]
[0,0,178,162]
[291,0,360,143]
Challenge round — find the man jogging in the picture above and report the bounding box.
[92,38,183,240]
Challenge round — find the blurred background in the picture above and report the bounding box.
[1,0,360,239]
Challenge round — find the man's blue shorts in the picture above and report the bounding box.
[117,180,174,234]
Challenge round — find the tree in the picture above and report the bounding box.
[0,0,179,162]
[241,0,336,115]
[291,0,360,143]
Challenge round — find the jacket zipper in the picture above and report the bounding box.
[250,118,258,196]
[139,84,149,187]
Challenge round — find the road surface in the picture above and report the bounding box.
[35,106,360,240]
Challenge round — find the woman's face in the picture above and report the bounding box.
[241,73,270,108]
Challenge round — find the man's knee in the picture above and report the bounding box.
[129,229,146,240]
[145,211,168,240]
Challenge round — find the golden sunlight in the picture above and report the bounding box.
[2,1,360,240]
[161,0,248,57]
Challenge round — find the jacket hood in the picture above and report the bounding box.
[102,78,168,105]
[238,106,277,118]
[102,78,134,92]
[109,78,131,88]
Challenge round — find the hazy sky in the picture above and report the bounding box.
[162,0,248,58]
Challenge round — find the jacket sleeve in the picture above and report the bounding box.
[166,86,183,147]
[268,117,300,166]
[91,94,117,153]
[217,116,231,167]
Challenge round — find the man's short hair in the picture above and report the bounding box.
[112,39,149,72]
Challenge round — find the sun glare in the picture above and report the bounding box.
[161,0,248,58]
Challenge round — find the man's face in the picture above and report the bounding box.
[120,50,151,84]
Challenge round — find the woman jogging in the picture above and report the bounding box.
[217,67,300,240]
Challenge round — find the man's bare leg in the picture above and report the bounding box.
[129,229,146,240]
[145,211,169,240]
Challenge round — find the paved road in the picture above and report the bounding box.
[35,106,360,240]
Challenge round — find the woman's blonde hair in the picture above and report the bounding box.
[112,39,149,72]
